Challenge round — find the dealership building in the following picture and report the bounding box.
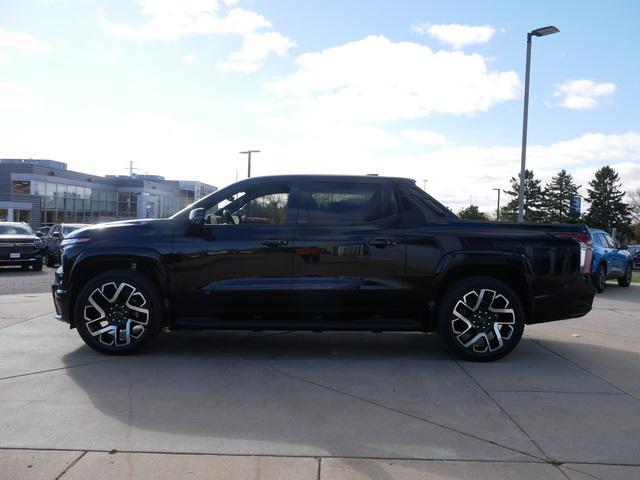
[0,159,217,227]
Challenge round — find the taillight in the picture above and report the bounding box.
[554,231,593,274]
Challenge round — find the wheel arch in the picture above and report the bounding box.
[67,250,170,327]
[430,251,534,327]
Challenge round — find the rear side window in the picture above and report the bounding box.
[603,234,617,248]
[299,182,395,225]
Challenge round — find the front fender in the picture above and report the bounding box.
[67,246,171,298]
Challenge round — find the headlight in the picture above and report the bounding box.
[60,237,91,247]
[34,238,43,247]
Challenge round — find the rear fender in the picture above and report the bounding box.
[430,250,535,323]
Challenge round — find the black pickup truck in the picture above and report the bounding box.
[52,175,596,361]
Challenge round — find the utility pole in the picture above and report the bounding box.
[422,179,428,191]
[125,161,139,178]
[239,150,260,178]
[493,188,501,221]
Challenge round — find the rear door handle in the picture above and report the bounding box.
[261,239,288,247]
[369,238,397,248]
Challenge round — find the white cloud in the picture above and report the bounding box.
[0,26,52,52]
[413,23,496,49]
[403,129,447,146]
[183,53,198,63]
[244,129,640,213]
[393,132,640,212]
[100,0,294,72]
[0,83,43,112]
[217,31,295,72]
[554,79,616,110]
[265,35,520,124]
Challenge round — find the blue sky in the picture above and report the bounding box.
[1,0,638,212]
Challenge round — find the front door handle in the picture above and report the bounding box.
[369,238,397,248]
[261,239,288,247]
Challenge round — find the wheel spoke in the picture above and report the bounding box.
[82,281,149,348]
[451,288,516,355]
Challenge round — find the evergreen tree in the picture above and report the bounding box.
[501,170,546,222]
[584,166,632,232]
[458,204,489,220]
[543,169,581,223]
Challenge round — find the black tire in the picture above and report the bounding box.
[618,263,632,287]
[32,261,43,271]
[74,270,163,355]
[593,264,607,293]
[437,276,525,362]
[45,250,55,267]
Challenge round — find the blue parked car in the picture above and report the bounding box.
[589,229,633,293]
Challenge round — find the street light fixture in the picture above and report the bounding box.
[517,25,559,222]
[239,150,260,178]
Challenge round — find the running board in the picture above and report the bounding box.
[172,317,424,332]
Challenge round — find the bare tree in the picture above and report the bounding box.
[629,188,640,222]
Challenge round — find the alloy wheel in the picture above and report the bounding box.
[451,288,515,353]
[82,282,149,347]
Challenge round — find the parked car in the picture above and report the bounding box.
[35,226,52,237]
[589,229,633,293]
[628,245,640,270]
[44,223,89,267]
[0,222,43,270]
[52,175,596,361]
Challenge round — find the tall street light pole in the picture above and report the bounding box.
[517,25,559,223]
[239,150,260,178]
[493,188,501,221]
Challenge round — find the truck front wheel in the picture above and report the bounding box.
[74,270,162,355]
[437,276,525,362]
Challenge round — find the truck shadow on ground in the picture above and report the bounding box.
[60,331,541,462]
[60,330,639,473]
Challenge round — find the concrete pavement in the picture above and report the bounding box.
[1,284,639,479]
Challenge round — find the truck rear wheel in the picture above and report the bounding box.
[74,270,162,355]
[437,276,525,362]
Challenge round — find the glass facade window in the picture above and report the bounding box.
[118,192,138,218]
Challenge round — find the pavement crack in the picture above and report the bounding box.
[439,341,554,464]
[221,351,547,463]
[0,312,55,330]
[531,339,640,403]
[0,359,112,382]
[54,450,86,480]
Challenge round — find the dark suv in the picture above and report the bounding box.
[44,223,89,267]
[0,222,43,270]
[52,175,596,361]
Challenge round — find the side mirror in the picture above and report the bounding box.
[51,231,61,239]
[619,244,628,250]
[189,208,205,227]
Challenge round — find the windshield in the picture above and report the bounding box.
[0,224,34,235]
[63,226,82,235]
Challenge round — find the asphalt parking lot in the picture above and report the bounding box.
[0,278,639,479]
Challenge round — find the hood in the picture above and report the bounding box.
[65,218,172,240]
[0,234,38,243]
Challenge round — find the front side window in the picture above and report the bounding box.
[204,185,290,226]
[300,182,394,225]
